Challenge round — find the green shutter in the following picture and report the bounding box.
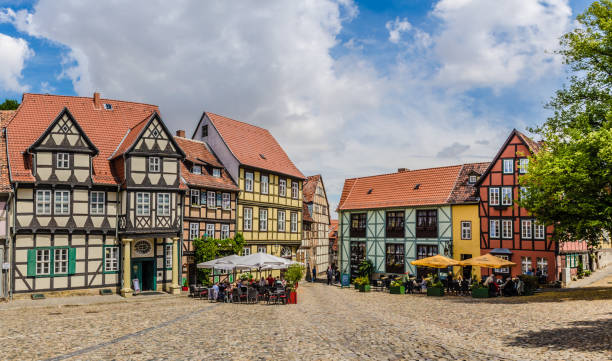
[27,249,36,277]
[68,247,76,275]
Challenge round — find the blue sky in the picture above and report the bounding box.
[0,0,594,214]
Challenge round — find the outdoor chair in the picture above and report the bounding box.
[268,291,279,304]
[460,280,469,296]
[238,287,248,303]
[189,285,200,299]
[247,287,258,304]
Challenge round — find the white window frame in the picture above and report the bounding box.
[36,249,50,275]
[291,181,298,199]
[490,219,500,238]
[206,223,215,238]
[521,219,532,239]
[461,221,471,240]
[279,179,286,197]
[192,165,202,175]
[489,187,500,206]
[259,209,268,231]
[501,187,513,206]
[136,192,150,216]
[244,208,252,231]
[56,152,69,169]
[537,257,548,276]
[257,245,266,253]
[261,174,269,194]
[104,246,119,272]
[54,248,68,274]
[521,256,532,274]
[36,190,51,215]
[221,224,230,239]
[519,158,529,174]
[278,210,286,232]
[190,189,200,206]
[242,247,251,256]
[469,175,477,184]
[534,222,545,239]
[290,212,298,233]
[207,191,216,209]
[501,219,513,239]
[212,168,221,177]
[245,172,254,192]
[503,159,514,174]
[90,191,105,215]
[222,193,231,210]
[165,244,172,269]
[149,157,160,172]
[157,193,171,216]
[495,255,510,273]
[54,190,70,215]
[189,223,199,240]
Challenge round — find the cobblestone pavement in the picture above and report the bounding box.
[1,284,610,360]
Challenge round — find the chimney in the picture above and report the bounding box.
[398,168,409,173]
[176,130,185,137]
[93,92,101,109]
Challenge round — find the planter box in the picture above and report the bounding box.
[427,287,444,297]
[359,284,371,292]
[390,285,405,294]
[287,291,297,304]
[471,287,489,298]
[181,286,189,292]
[354,284,360,290]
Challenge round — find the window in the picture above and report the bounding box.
[90,191,105,215]
[537,257,548,276]
[36,249,50,275]
[221,224,230,239]
[54,190,70,215]
[245,172,254,192]
[350,242,366,278]
[469,175,477,184]
[242,247,251,256]
[385,211,404,238]
[278,210,286,232]
[206,224,215,238]
[201,124,208,137]
[385,243,405,274]
[501,219,513,239]
[259,209,268,231]
[189,223,199,240]
[244,207,253,231]
[136,192,150,216]
[207,191,216,208]
[521,219,532,239]
[290,212,298,233]
[149,157,160,172]
[501,187,513,205]
[104,246,119,272]
[461,221,471,240]
[216,193,222,208]
[165,245,172,268]
[503,159,514,174]
[190,189,200,206]
[567,254,578,268]
[489,188,500,206]
[212,168,221,177]
[416,210,437,238]
[495,255,510,273]
[519,158,529,174]
[291,181,298,199]
[36,190,51,215]
[490,219,500,238]
[534,222,545,239]
[104,103,113,110]
[56,153,69,168]
[279,179,286,197]
[192,165,201,174]
[222,193,231,210]
[157,193,170,216]
[261,174,269,194]
[521,256,532,274]
[350,213,366,238]
[258,245,266,253]
[415,244,438,279]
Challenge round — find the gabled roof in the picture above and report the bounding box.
[174,136,238,191]
[337,164,466,211]
[447,162,489,204]
[6,93,159,184]
[303,174,321,203]
[202,112,305,179]
[329,219,338,237]
[0,110,16,192]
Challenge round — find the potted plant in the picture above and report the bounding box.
[284,264,304,304]
[355,276,370,292]
[181,278,189,292]
[470,283,488,298]
[390,280,405,294]
[426,274,444,297]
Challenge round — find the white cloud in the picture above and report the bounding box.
[385,17,412,44]
[0,32,32,92]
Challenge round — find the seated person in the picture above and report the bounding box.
[267,275,275,286]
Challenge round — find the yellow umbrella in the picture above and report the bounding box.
[410,254,461,268]
[460,253,516,268]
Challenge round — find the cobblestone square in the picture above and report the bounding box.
[1,283,610,360]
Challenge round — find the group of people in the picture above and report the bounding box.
[208,275,287,302]
[306,263,340,286]
[483,273,526,297]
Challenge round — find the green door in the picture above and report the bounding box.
[132,261,143,292]
[132,259,156,291]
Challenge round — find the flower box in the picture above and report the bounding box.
[390,285,405,294]
[427,286,444,297]
[359,284,370,292]
[471,287,489,298]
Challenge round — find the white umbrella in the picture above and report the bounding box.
[197,254,248,269]
[236,252,292,269]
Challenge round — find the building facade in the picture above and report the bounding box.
[192,112,304,261]
[299,175,330,276]
[174,133,238,285]
[6,93,184,297]
[329,219,338,269]
[0,110,14,299]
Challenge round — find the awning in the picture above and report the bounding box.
[490,248,513,255]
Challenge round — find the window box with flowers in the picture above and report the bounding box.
[390,280,405,294]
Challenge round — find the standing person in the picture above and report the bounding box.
[312,265,317,283]
[326,266,333,285]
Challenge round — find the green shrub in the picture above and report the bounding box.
[518,275,539,295]
[358,259,374,279]
[285,264,304,286]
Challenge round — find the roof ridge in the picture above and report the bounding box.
[23,93,160,108]
[206,111,270,132]
[345,163,464,181]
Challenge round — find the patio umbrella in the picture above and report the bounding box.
[197,254,249,270]
[410,254,461,268]
[236,252,288,269]
[459,253,516,268]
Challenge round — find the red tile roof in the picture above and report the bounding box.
[337,164,468,211]
[205,112,305,179]
[303,174,321,203]
[6,93,159,184]
[174,137,238,191]
[447,162,489,204]
[0,111,16,192]
[109,114,152,160]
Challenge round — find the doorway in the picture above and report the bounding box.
[132,259,156,291]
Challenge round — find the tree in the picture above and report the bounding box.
[192,232,245,285]
[0,99,19,110]
[520,1,612,251]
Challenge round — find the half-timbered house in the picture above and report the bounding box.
[174,132,238,285]
[6,93,185,296]
[299,175,331,277]
[0,110,14,299]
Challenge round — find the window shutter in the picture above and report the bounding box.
[68,247,76,275]
[27,249,36,277]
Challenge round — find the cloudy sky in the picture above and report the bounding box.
[0,0,592,216]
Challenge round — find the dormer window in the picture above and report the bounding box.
[103,103,113,110]
[56,153,69,169]
[212,168,221,178]
[148,157,160,172]
[192,165,202,174]
[469,175,477,184]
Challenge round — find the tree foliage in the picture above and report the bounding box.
[192,232,245,285]
[0,99,19,110]
[521,1,612,249]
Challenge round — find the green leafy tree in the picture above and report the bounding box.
[520,1,612,253]
[0,99,19,110]
[192,232,245,285]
